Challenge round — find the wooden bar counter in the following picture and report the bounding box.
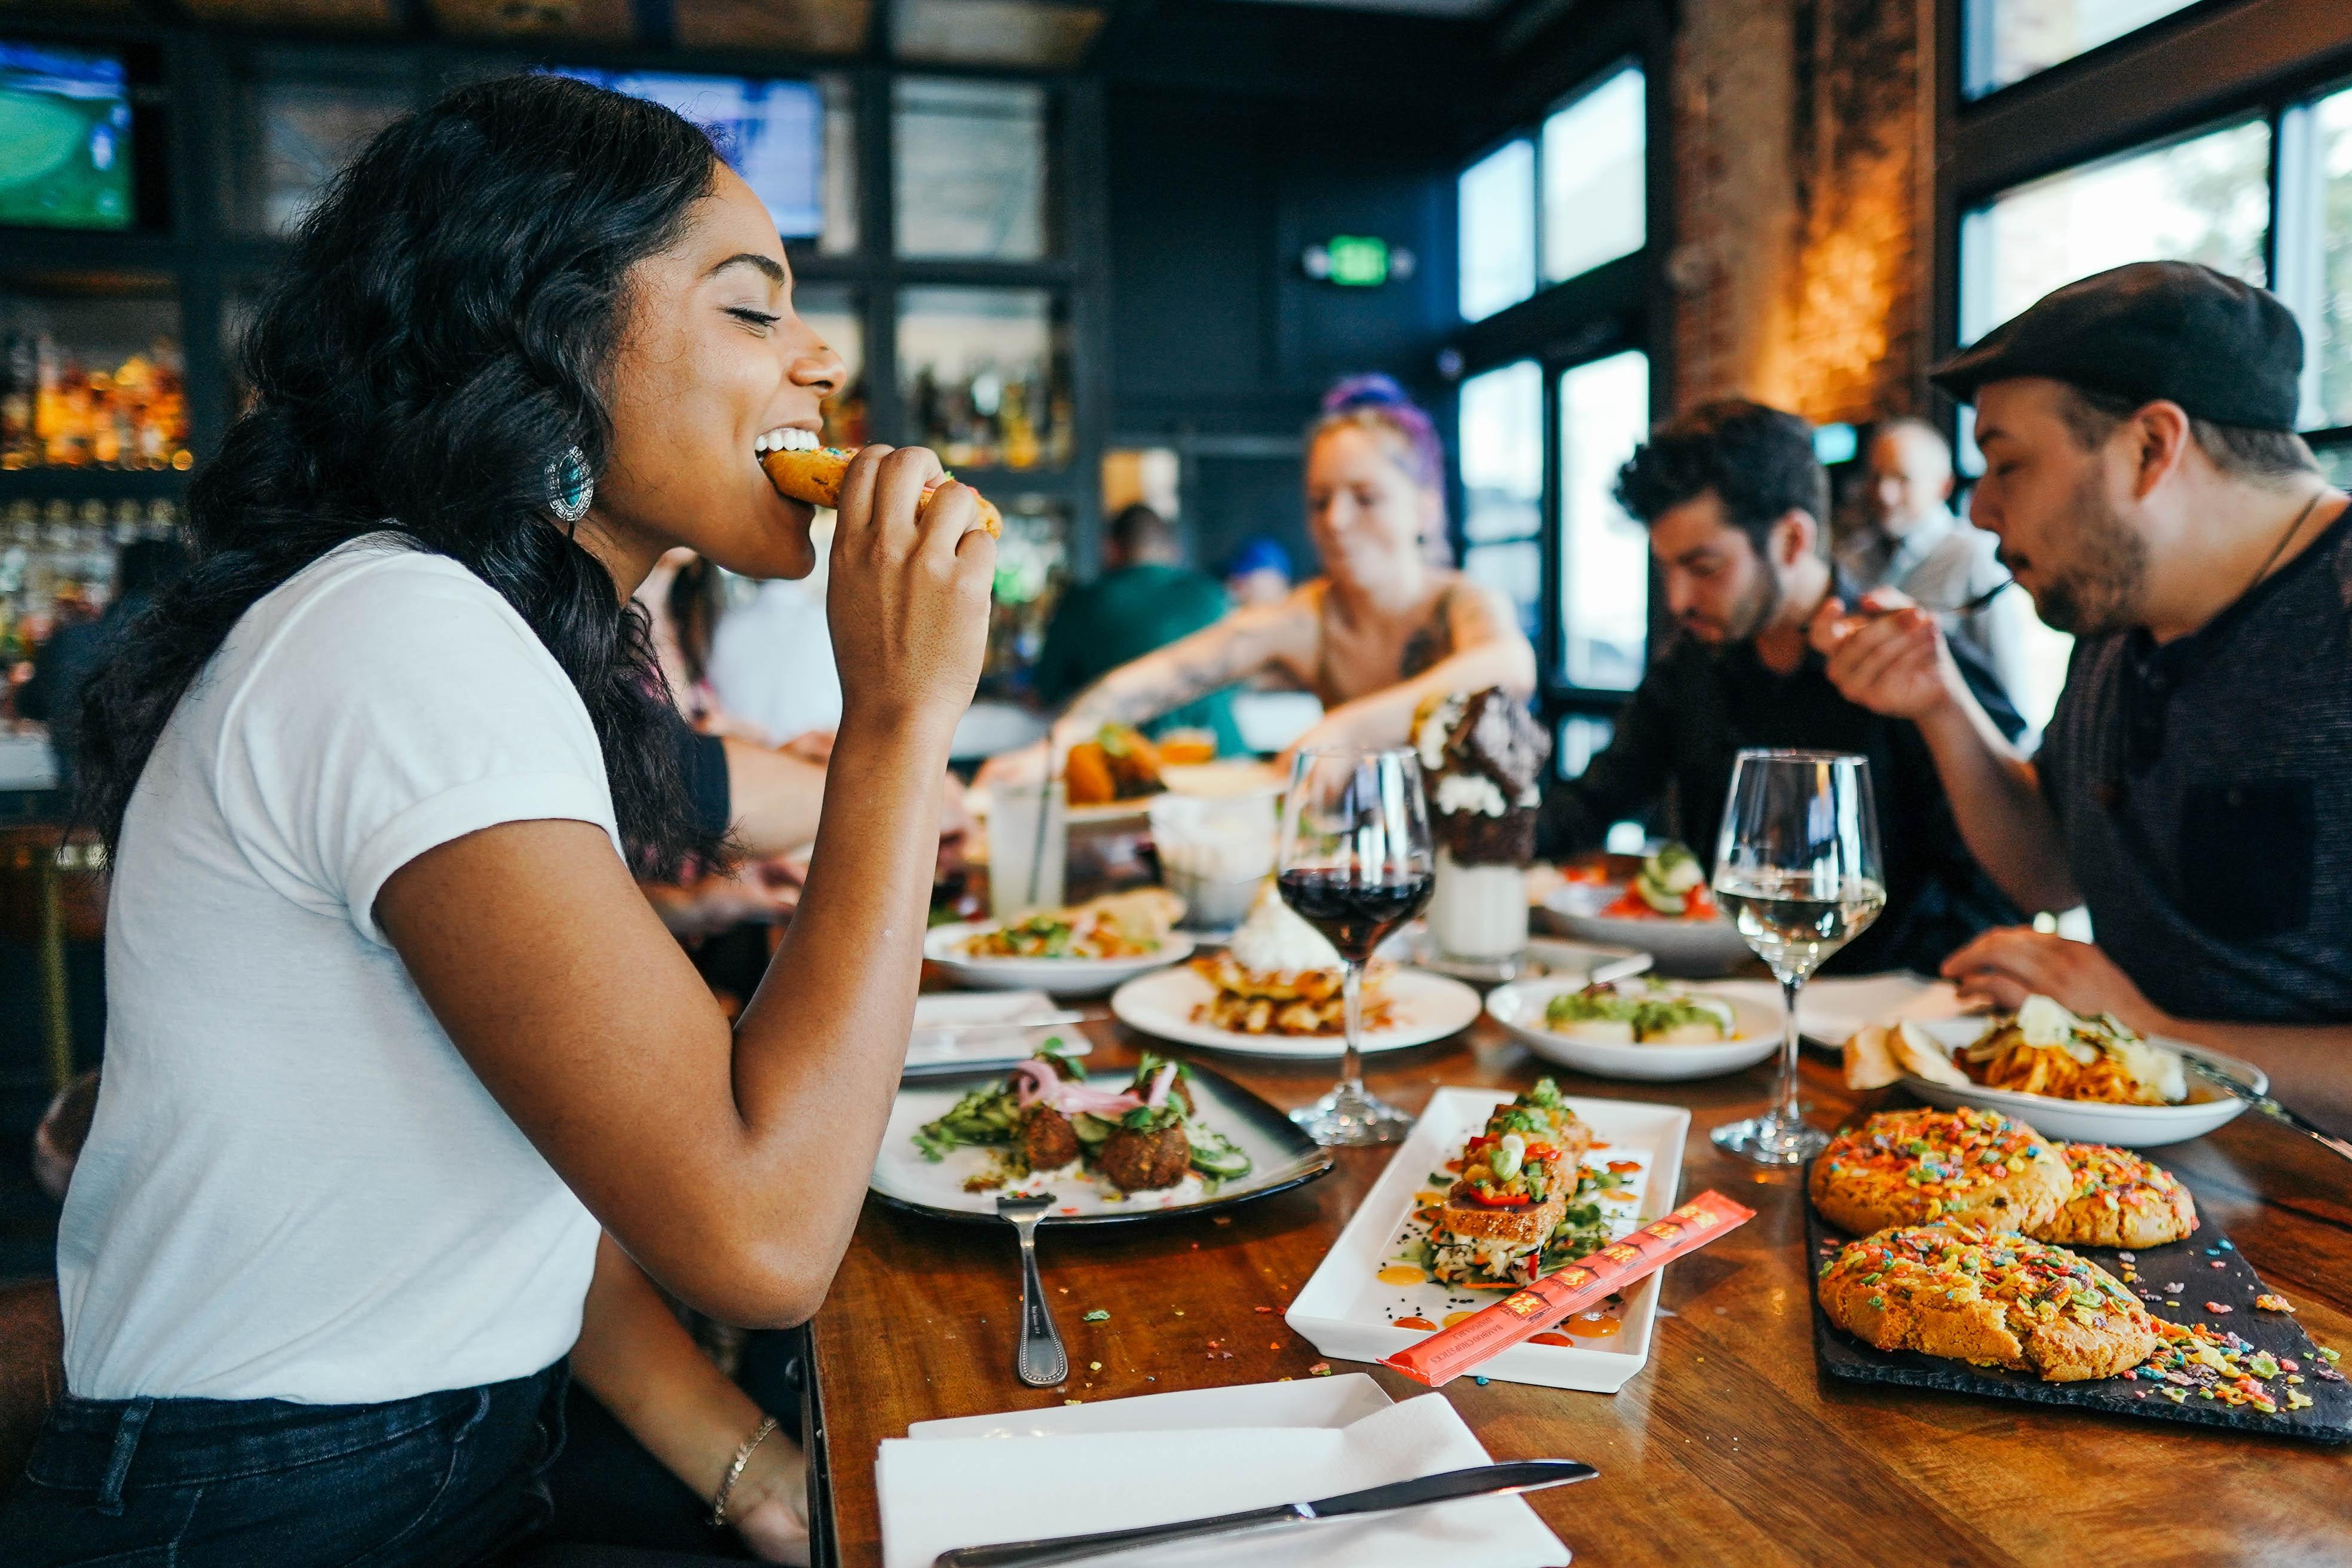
[808,1011,2352,1566]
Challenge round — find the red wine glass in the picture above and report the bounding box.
[1277,746,1434,1146]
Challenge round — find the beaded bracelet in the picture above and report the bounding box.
[710,1414,780,1529]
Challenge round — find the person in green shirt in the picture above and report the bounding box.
[1033,503,1245,755]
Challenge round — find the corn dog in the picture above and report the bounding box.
[758,444,1003,538]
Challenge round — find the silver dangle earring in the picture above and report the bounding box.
[545,445,593,523]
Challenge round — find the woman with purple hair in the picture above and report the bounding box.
[982,374,1535,777]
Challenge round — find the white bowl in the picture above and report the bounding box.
[1484,978,1783,1081]
[922,921,1193,999]
[1897,1015,2262,1147]
[1536,883,1753,978]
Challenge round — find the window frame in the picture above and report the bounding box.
[1936,0,2352,469]
[1446,0,1671,739]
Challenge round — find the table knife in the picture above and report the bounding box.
[2179,1054,2352,1165]
[932,1459,1597,1567]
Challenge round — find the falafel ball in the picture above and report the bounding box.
[1097,1120,1192,1192]
[1019,1105,1081,1172]
[1129,1063,1195,1116]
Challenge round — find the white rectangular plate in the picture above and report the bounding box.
[1286,1088,1689,1392]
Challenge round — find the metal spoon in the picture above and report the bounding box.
[996,1192,1068,1388]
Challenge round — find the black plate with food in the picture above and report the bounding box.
[1805,1200,2352,1443]
[868,1043,1334,1227]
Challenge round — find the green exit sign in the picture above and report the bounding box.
[1303,236,1416,287]
[1326,235,1389,286]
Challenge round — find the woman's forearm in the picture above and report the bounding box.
[1313,638,1536,751]
[574,1233,774,1497]
[1052,612,1284,748]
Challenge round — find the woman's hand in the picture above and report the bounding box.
[725,1434,812,1565]
[826,445,994,740]
[974,739,1049,790]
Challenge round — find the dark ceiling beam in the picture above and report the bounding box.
[629,0,675,48]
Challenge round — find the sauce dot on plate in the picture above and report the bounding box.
[1377,1265,1426,1287]
[1528,1332,1574,1347]
[1392,1316,1437,1331]
[1443,1310,1480,1328]
[1565,1316,1622,1339]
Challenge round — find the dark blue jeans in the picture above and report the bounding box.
[0,1360,569,1566]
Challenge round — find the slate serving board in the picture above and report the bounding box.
[1805,1184,2352,1443]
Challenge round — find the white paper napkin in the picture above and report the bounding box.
[875,1389,1570,1568]
[905,991,1087,1071]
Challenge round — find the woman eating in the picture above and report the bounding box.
[979,375,1535,782]
[5,75,992,1561]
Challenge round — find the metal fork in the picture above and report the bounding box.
[996,1193,1068,1388]
[2179,1054,2352,1166]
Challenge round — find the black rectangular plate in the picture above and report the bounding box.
[1805,1194,2352,1443]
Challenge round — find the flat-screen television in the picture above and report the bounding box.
[0,43,133,231]
[553,70,823,240]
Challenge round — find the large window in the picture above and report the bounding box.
[1457,140,1535,323]
[894,77,1049,261]
[1959,115,2271,342]
[1458,360,1543,638]
[1454,60,1644,323]
[1557,351,1650,692]
[1965,0,2203,99]
[2304,82,2352,430]
[1541,65,1645,286]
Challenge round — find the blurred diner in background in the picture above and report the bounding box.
[2,2,2351,1564]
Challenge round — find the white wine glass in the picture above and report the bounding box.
[1709,749,1885,1166]
[1276,746,1434,1146]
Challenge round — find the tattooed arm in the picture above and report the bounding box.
[974,594,1315,785]
[1282,577,1536,760]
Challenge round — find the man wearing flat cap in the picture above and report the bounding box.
[1815,261,2352,1130]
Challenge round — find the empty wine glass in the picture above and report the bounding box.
[1710,749,1885,1166]
[1276,746,1434,1146]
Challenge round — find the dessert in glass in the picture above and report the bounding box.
[1413,688,1550,963]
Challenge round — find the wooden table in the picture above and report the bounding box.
[809,1010,2352,1567]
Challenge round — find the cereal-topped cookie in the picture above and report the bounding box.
[1817,1224,2167,1382]
[1808,1106,2068,1237]
[2036,1143,2198,1249]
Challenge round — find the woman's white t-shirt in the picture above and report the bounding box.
[57,534,615,1404]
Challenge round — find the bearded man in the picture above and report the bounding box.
[1536,398,2023,975]
[1815,262,2352,1130]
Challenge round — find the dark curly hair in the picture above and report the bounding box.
[1612,399,1829,559]
[74,74,727,878]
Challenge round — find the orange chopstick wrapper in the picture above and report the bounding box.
[1384,1190,1755,1388]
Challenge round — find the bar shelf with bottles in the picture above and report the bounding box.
[0,277,192,477]
[0,494,180,668]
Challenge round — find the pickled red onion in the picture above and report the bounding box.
[1010,1058,1142,1117]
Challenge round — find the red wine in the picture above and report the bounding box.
[1277,868,1435,964]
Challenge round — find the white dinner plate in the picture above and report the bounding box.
[1483,979,1781,1082]
[923,921,1193,999]
[869,1056,1332,1224]
[1535,883,1753,977]
[1107,964,1484,1058]
[1701,973,1971,1052]
[905,1372,1395,1441]
[1377,923,1654,988]
[1285,1088,1689,1392]
[1894,1012,2264,1147]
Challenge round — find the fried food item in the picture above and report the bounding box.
[759,445,1002,537]
[2038,1143,2199,1249]
[1431,1080,1594,1288]
[1809,1107,2069,1238]
[1817,1225,2167,1382]
[1064,724,1165,806]
[1096,1117,1192,1192]
[1189,952,1394,1036]
[1018,1105,1080,1172]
